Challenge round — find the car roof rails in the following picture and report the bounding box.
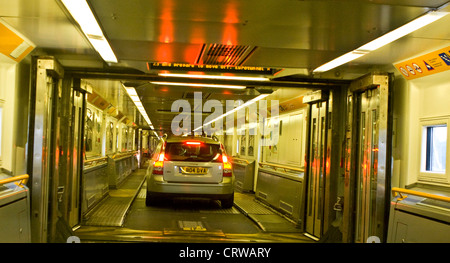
[162,133,168,140]
[212,135,219,142]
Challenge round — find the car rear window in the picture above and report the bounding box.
[164,142,222,162]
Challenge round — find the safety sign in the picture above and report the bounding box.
[394,46,450,80]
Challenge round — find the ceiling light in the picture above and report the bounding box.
[150,81,246,89]
[122,84,153,127]
[358,11,448,52]
[61,0,118,63]
[313,10,448,73]
[159,73,270,82]
[313,51,367,73]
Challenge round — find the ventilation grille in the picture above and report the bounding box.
[197,44,257,66]
[279,200,294,214]
[257,191,268,200]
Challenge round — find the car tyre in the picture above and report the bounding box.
[221,193,234,208]
[145,192,159,206]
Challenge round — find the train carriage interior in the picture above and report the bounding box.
[0,0,449,245]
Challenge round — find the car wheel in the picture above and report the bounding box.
[221,193,234,208]
[145,192,159,206]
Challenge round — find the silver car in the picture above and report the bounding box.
[146,136,235,208]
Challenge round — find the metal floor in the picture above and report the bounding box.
[76,169,313,243]
[234,193,303,233]
[82,169,146,227]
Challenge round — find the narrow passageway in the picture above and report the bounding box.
[75,168,312,243]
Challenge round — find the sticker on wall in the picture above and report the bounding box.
[439,52,450,66]
[412,63,422,73]
[423,60,434,71]
[394,46,450,80]
[406,65,416,75]
[0,20,35,62]
[399,67,409,77]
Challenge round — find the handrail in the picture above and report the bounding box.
[0,174,29,187]
[111,152,134,159]
[230,157,250,164]
[392,187,450,203]
[259,162,304,173]
[84,156,108,164]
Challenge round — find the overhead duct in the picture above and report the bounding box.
[196,43,257,66]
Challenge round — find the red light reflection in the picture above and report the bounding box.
[222,2,239,45]
[159,1,174,44]
[156,44,173,63]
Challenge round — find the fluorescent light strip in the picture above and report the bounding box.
[313,51,367,73]
[358,11,448,51]
[193,94,269,132]
[61,0,118,63]
[123,84,153,127]
[313,10,448,73]
[151,81,246,89]
[159,73,270,82]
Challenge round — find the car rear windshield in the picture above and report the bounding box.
[164,142,222,162]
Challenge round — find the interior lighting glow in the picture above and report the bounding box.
[61,0,118,63]
[358,11,449,52]
[222,154,229,163]
[313,51,367,73]
[150,81,246,89]
[185,141,202,145]
[313,10,448,73]
[159,73,270,82]
[193,94,269,132]
[122,83,154,128]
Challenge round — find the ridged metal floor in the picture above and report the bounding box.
[76,171,313,243]
[83,169,146,227]
[234,192,303,233]
[82,169,303,238]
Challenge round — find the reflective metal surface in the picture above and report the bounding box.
[68,87,85,228]
[387,186,450,243]
[28,57,63,243]
[303,90,330,239]
[0,174,30,242]
[344,73,391,243]
[2,0,449,79]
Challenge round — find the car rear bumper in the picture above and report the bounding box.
[147,175,234,198]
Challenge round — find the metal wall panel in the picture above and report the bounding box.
[28,57,63,243]
[303,90,331,240]
[82,163,108,216]
[343,73,392,243]
[256,167,304,224]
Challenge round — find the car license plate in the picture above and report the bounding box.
[180,167,208,174]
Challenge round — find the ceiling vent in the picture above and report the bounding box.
[196,44,257,66]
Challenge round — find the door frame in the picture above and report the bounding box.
[28,56,64,243]
[343,73,393,243]
[302,90,331,240]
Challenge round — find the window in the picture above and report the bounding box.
[419,117,450,184]
[424,125,447,173]
[165,142,222,163]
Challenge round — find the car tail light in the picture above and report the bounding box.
[222,154,232,177]
[153,153,165,175]
[185,141,202,146]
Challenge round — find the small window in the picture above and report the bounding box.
[424,125,447,173]
[165,142,222,162]
[419,117,449,184]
